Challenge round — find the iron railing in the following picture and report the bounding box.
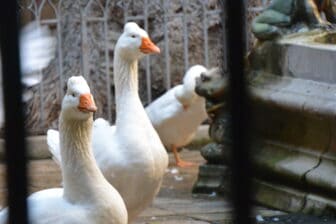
[0,0,253,223]
[15,0,270,134]
[14,0,270,134]
[0,1,28,223]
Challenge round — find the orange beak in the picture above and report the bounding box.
[140,37,160,54]
[78,93,97,113]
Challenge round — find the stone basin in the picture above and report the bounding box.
[280,31,336,83]
[249,30,336,84]
[313,32,336,44]
[280,30,336,50]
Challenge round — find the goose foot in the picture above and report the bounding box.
[172,145,196,168]
[176,159,197,168]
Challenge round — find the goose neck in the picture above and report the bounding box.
[113,52,150,128]
[113,54,139,101]
[59,114,106,203]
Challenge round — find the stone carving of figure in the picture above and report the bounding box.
[252,0,336,41]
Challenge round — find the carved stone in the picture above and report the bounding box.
[194,6,336,215]
[192,67,228,195]
[252,0,336,41]
[246,20,336,214]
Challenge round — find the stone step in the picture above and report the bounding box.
[218,172,336,216]
[209,72,336,214]
[248,73,336,196]
[257,213,336,224]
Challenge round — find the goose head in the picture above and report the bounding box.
[183,65,207,93]
[115,22,160,61]
[61,76,97,120]
[174,65,207,108]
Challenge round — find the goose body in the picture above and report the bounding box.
[1,76,127,224]
[0,21,56,128]
[145,65,208,167]
[48,23,168,223]
[19,22,56,86]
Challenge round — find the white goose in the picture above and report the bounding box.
[146,65,208,167]
[47,22,168,223]
[0,76,127,224]
[0,21,56,128]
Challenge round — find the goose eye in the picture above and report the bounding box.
[70,92,76,97]
[131,34,136,38]
[201,74,210,82]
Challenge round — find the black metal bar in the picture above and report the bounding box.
[222,0,253,224]
[0,1,28,223]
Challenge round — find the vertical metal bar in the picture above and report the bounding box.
[162,0,171,90]
[124,2,129,24]
[144,0,152,103]
[34,1,46,130]
[0,1,28,223]
[57,0,64,99]
[80,9,89,81]
[223,1,252,224]
[245,0,251,54]
[104,2,112,122]
[182,0,189,72]
[201,0,209,68]
[38,75,45,129]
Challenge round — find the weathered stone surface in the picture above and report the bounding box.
[192,164,228,195]
[200,143,225,164]
[188,212,231,223]
[282,35,336,83]
[219,178,336,215]
[212,74,336,214]
[249,32,336,84]
[250,74,336,152]
[258,213,336,224]
[303,194,336,216]
[0,136,52,160]
[253,206,287,217]
[208,114,228,144]
[253,180,306,213]
[135,216,214,224]
[240,5,336,217]
[251,141,320,183]
[305,153,336,195]
[26,135,52,159]
[154,197,228,215]
[193,65,226,196]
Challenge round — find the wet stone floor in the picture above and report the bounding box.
[0,149,285,224]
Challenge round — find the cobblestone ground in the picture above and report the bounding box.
[0,149,283,223]
[135,150,229,224]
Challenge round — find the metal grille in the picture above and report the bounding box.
[18,0,269,135]
[20,0,270,135]
[0,1,257,223]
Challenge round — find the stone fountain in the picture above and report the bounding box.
[193,0,336,216]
